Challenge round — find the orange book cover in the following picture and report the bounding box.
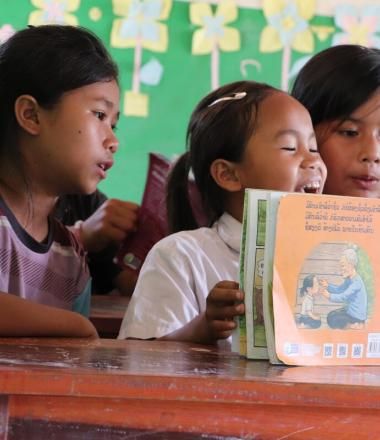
[273,193,380,366]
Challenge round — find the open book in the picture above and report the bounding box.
[235,189,380,366]
[115,152,206,274]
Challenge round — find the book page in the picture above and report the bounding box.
[273,193,380,365]
[262,191,284,365]
[240,189,269,359]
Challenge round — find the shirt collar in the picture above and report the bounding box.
[214,212,242,253]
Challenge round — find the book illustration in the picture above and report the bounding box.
[295,244,373,331]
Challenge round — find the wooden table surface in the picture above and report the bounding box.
[0,337,380,439]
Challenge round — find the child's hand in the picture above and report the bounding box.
[204,280,244,342]
[79,199,139,252]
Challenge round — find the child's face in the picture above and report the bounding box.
[315,90,380,198]
[32,80,120,195]
[235,92,326,193]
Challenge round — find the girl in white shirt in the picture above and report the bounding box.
[119,80,327,345]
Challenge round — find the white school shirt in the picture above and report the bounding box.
[118,212,241,340]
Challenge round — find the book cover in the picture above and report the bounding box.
[115,152,207,274]
[273,193,380,366]
[115,152,171,273]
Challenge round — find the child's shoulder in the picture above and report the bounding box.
[51,217,87,258]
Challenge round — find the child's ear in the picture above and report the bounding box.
[14,95,40,135]
[210,159,243,192]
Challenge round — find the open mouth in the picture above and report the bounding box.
[299,181,321,194]
[98,161,113,172]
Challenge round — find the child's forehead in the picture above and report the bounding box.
[254,92,312,132]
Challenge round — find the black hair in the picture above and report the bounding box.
[300,274,317,297]
[0,24,118,152]
[291,45,380,126]
[166,80,276,233]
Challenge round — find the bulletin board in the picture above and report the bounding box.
[0,0,379,202]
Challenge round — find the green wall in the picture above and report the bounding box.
[0,1,335,202]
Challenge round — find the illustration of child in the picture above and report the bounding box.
[297,274,322,329]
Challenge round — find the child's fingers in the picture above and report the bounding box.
[208,286,243,303]
[207,303,244,321]
[209,320,237,339]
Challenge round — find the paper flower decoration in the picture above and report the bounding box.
[111,0,172,117]
[111,0,171,51]
[333,5,380,48]
[260,0,316,91]
[190,0,240,90]
[29,0,80,26]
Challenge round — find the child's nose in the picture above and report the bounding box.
[358,133,380,163]
[106,130,119,154]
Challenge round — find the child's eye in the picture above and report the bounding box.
[338,129,358,137]
[309,147,319,153]
[93,111,106,121]
[281,146,296,151]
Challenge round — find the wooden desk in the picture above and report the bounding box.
[89,294,129,338]
[0,338,380,439]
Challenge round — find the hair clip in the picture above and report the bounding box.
[208,91,247,107]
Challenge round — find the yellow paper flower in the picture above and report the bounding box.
[190,0,240,55]
[260,0,315,53]
[29,0,80,26]
[111,0,172,52]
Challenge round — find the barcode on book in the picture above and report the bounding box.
[284,342,300,356]
[336,343,348,359]
[323,343,333,358]
[366,333,380,358]
[351,344,363,359]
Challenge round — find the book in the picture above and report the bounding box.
[238,189,380,366]
[115,152,206,274]
[115,152,171,273]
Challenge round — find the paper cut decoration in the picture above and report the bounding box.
[332,4,380,48]
[260,0,315,91]
[29,0,80,26]
[190,0,240,90]
[111,0,172,117]
[140,58,163,85]
[0,24,15,43]
[310,25,335,42]
[89,7,102,22]
[240,59,262,79]
[124,91,149,117]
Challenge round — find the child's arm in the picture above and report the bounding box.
[160,281,244,344]
[0,292,98,338]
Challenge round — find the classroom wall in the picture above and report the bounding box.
[0,0,379,202]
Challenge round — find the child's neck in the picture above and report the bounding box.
[225,191,244,223]
[0,174,57,243]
